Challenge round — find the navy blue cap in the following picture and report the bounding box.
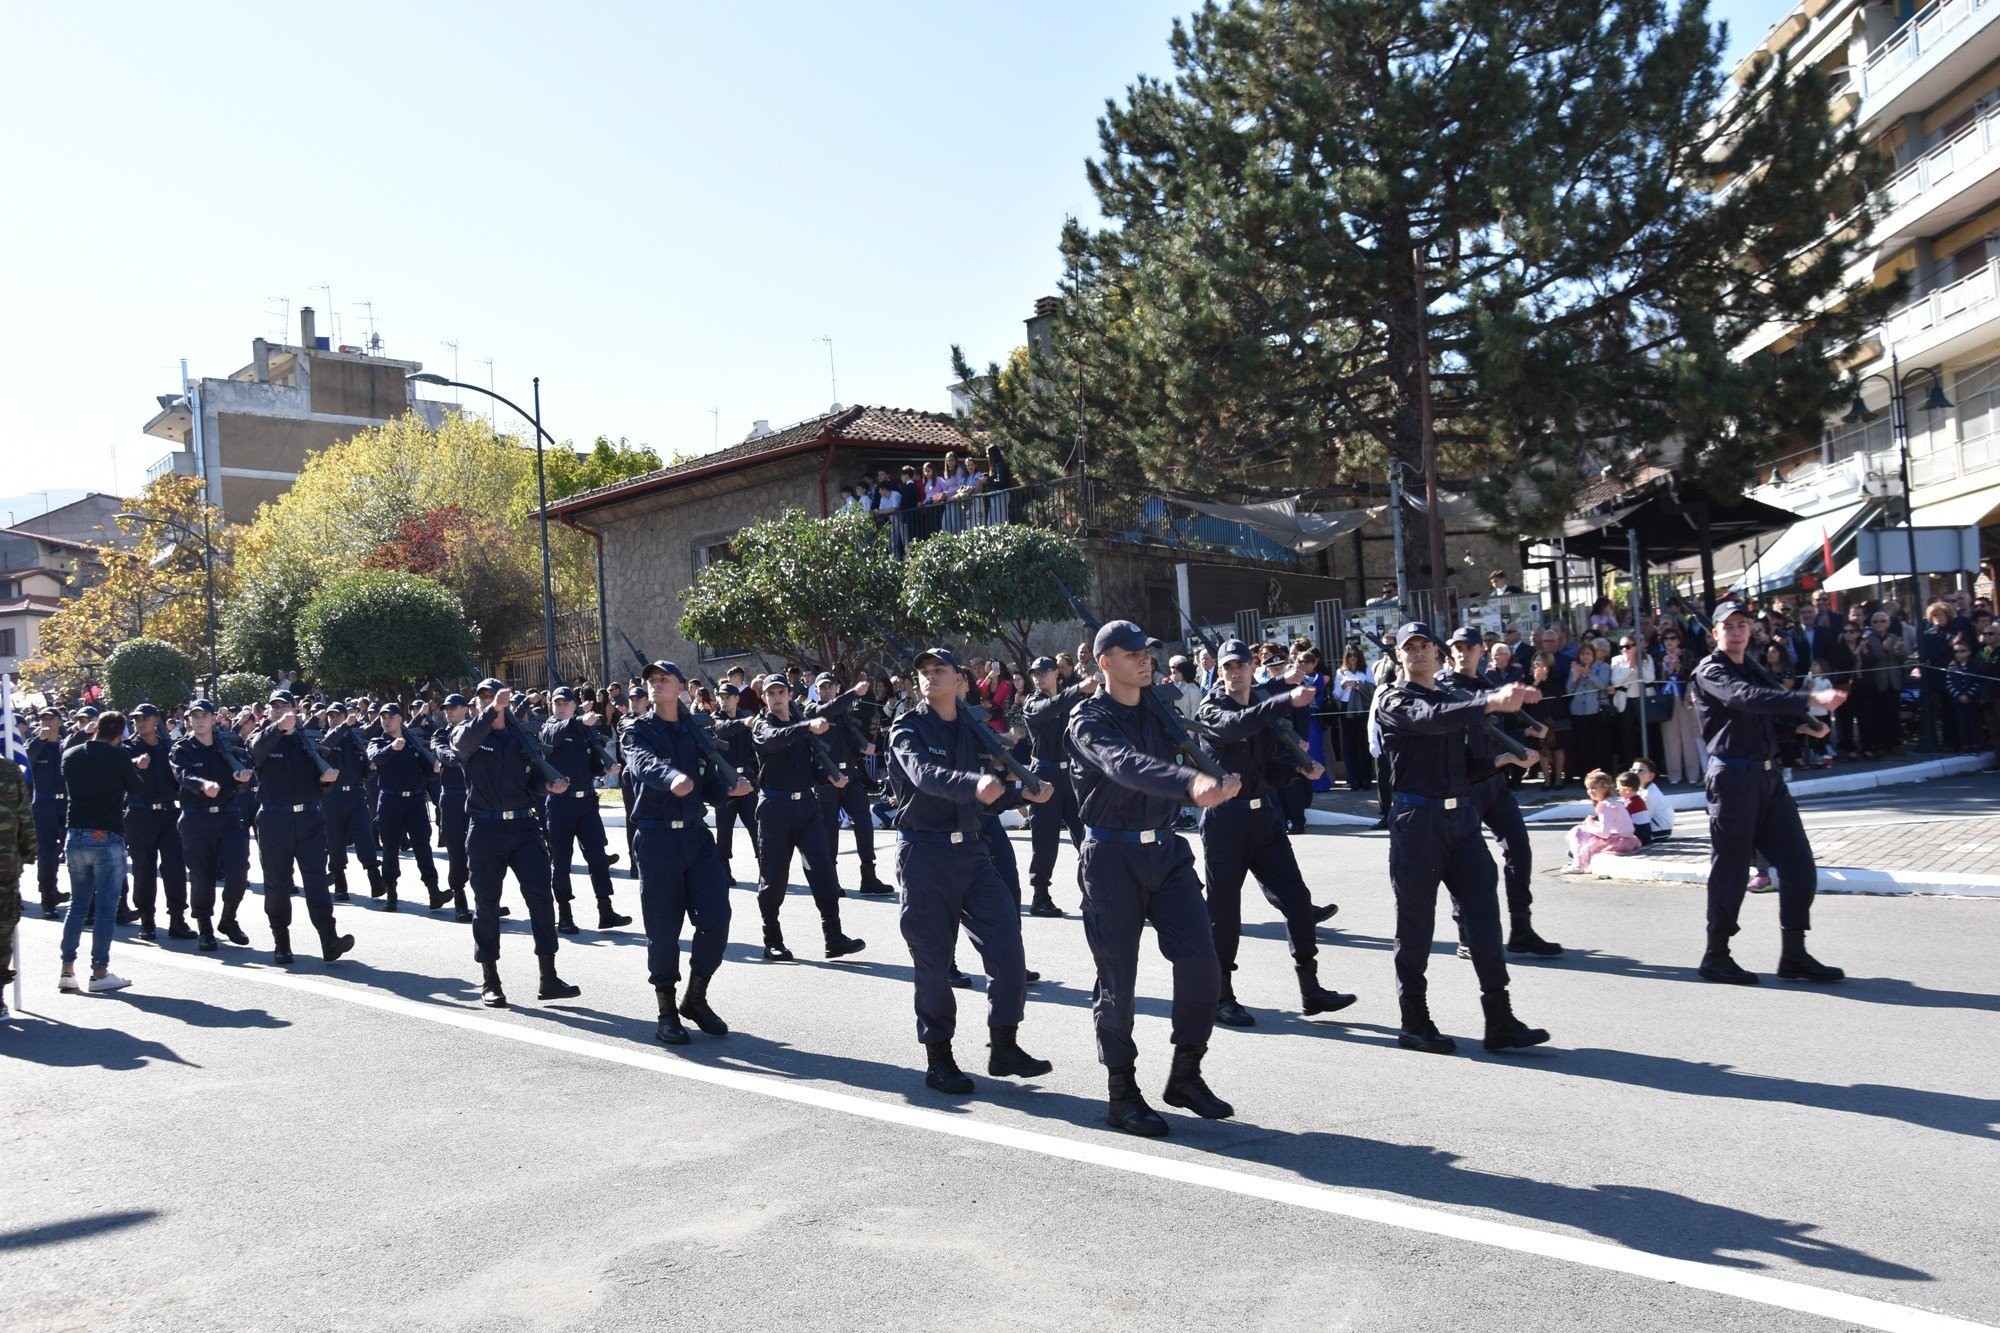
[131,702,160,718]
[642,660,685,682]
[324,700,348,714]
[1092,620,1161,657]
[627,684,647,699]
[1713,600,1751,624]
[913,646,961,671]
[760,672,792,690]
[1448,626,1483,647]
[268,690,296,705]
[550,685,577,702]
[186,698,216,715]
[442,693,469,708]
[1216,637,1254,666]
[471,678,502,694]
[1029,655,1058,674]
[379,702,404,717]
[717,683,741,697]
[814,671,837,685]
[78,705,101,718]
[1394,622,1438,649]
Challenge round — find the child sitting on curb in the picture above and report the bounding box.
[1565,768,1642,872]
[1618,769,1654,845]
[1628,758,1674,842]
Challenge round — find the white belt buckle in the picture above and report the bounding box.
[292,803,307,813]
[1246,797,1263,810]
[1138,829,1157,845]
[1443,797,1459,810]
[670,820,685,829]
[949,831,965,844]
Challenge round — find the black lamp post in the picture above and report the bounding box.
[1843,351,1951,605]
[114,509,220,686]
[407,372,559,688]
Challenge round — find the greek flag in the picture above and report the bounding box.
[2,676,27,777]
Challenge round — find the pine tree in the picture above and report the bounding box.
[953,0,1891,603]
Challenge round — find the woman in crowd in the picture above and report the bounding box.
[1527,650,1572,787]
[1608,634,1655,772]
[1331,644,1373,791]
[1568,639,1611,775]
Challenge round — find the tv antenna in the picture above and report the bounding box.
[476,357,496,424]
[814,335,837,405]
[355,299,380,354]
[709,407,719,450]
[266,296,291,343]
[441,340,460,404]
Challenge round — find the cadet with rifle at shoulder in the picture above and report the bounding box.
[1021,655,1091,917]
[318,701,386,905]
[170,698,255,951]
[248,691,356,966]
[805,672,893,897]
[367,703,445,913]
[540,684,631,933]
[751,673,866,963]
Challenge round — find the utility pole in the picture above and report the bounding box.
[1414,247,1447,620]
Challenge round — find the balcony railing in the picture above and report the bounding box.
[873,475,1308,567]
[1884,98,2000,215]
[1882,252,2000,348]
[1864,0,1998,96]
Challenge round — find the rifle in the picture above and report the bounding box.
[619,630,744,791]
[1357,626,1533,763]
[1051,573,1232,781]
[454,653,567,786]
[1172,602,1319,772]
[863,612,1043,795]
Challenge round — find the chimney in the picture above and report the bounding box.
[745,419,773,441]
[299,306,317,349]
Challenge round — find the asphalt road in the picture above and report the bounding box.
[5,783,1998,1332]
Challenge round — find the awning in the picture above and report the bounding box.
[1167,496,1381,554]
[1911,489,2000,528]
[1823,558,1874,592]
[1735,501,1875,597]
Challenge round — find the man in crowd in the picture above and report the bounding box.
[58,710,144,993]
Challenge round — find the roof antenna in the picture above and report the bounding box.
[815,335,839,410]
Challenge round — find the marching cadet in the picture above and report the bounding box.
[751,673,866,963]
[540,685,630,932]
[708,683,760,881]
[1688,600,1848,985]
[318,701,386,904]
[248,691,355,966]
[434,693,475,922]
[367,703,445,912]
[1443,627,1564,958]
[169,698,254,950]
[622,661,751,1045]
[806,673,893,897]
[28,710,69,918]
[1376,623,1547,1055]
[1196,638,1356,1026]
[452,679,580,1008]
[889,647,1054,1095]
[123,703,195,941]
[1067,620,1239,1137]
[1021,655,1091,917]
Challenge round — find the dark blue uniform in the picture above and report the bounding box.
[434,716,471,908]
[889,704,1029,1044]
[248,721,346,956]
[451,707,562,963]
[319,722,383,897]
[806,687,882,889]
[170,731,252,933]
[751,709,856,955]
[622,711,734,990]
[709,710,759,873]
[1022,684,1086,905]
[368,730,441,903]
[27,735,66,911]
[1065,693,1219,1070]
[1444,666,1560,957]
[539,715,619,913]
[122,728,189,930]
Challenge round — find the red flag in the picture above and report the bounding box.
[1821,527,1835,576]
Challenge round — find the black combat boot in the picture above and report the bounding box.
[382,882,399,912]
[595,894,632,929]
[823,922,866,959]
[216,913,249,946]
[1776,928,1845,983]
[556,898,580,936]
[116,884,140,926]
[137,917,158,942]
[1028,890,1063,918]
[1162,1044,1235,1120]
[762,921,794,962]
[537,954,581,1001]
[166,913,197,941]
[427,882,454,912]
[1698,929,1759,985]
[480,960,507,1009]
[856,869,895,897]
[197,918,218,953]
[1296,963,1357,1016]
[1214,972,1255,1028]
[320,930,356,963]
[272,927,294,966]
[1313,901,1339,924]
[452,887,473,924]
[1480,988,1551,1052]
[331,871,350,904]
[365,864,386,899]
[1397,994,1457,1054]
[655,986,690,1045]
[925,1040,974,1095]
[1454,918,1470,960]
[947,962,973,988]
[1506,911,1563,957]
[41,892,63,920]
[679,971,728,1036]
[1106,1065,1169,1137]
[986,1024,1053,1078]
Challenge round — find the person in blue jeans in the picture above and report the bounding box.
[59,709,144,993]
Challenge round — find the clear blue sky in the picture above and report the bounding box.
[0,1,1798,508]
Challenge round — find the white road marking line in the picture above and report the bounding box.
[17,930,1995,1333]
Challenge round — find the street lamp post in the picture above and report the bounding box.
[114,509,220,686]
[407,373,559,687]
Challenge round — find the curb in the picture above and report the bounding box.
[1585,851,2000,899]
[1521,752,1995,824]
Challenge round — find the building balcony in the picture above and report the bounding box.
[1861,0,2000,128]
[147,450,197,483]
[1881,252,2000,364]
[1877,98,2000,249]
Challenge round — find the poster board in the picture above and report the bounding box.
[1458,593,1544,638]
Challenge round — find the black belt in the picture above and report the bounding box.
[1394,792,1464,810]
[384,789,421,798]
[1218,794,1268,810]
[1084,825,1176,845]
[761,789,808,801]
[328,784,356,793]
[1710,756,1779,772]
[633,818,694,830]
[555,788,593,798]
[899,828,977,845]
[260,802,320,814]
[139,801,173,811]
[470,809,536,822]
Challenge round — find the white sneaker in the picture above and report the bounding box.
[87,972,131,993]
[59,972,80,993]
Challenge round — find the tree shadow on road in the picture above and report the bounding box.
[0,1014,195,1070]
[1221,1131,1932,1279]
[110,992,292,1030]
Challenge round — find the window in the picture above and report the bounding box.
[0,628,15,657]
[692,535,735,575]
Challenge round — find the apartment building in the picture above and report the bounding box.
[1729,0,2000,602]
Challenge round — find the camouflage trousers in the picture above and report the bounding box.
[0,875,19,987]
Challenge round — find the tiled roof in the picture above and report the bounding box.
[549,405,971,515]
[1570,464,1672,516]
